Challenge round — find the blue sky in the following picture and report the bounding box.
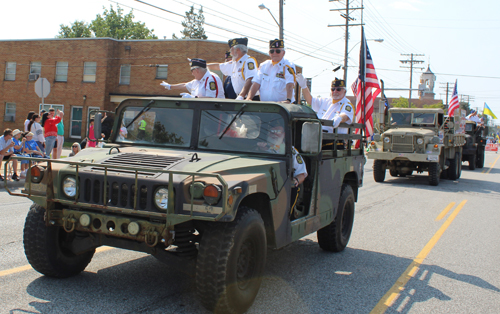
[2,0,499,122]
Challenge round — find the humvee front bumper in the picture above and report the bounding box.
[367,150,440,162]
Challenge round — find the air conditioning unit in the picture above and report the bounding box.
[28,73,39,81]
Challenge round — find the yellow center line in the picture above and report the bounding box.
[0,246,114,278]
[485,154,500,174]
[370,200,468,314]
[435,202,455,221]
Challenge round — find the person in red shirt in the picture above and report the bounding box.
[43,108,63,158]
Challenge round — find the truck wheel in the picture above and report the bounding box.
[448,152,461,180]
[373,160,386,182]
[477,149,485,168]
[317,184,355,252]
[196,207,266,314]
[23,203,95,278]
[469,154,476,170]
[428,162,440,186]
[389,169,399,177]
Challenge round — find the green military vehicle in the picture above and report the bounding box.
[461,120,486,170]
[367,107,465,186]
[8,97,365,314]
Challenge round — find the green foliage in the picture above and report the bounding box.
[390,97,416,108]
[423,103,444,109]
[459,101,470,112]
[57,5,157,40]
[172,5,207,39]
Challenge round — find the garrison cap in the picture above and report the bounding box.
[331,77,346,88]
[228,38,248,48]
[190,58,207,69]
[269,39,284,49]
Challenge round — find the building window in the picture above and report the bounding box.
[120,64,131,85]
[29,62,41,81]
[4,103,16,122]
[70,106,83,138]
[5,62,16,81]
[55,62,68,82]
[83,62,97,82]
[156,65,168,79]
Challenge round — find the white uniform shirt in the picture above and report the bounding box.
[185,70,225,98]
[252,59,295,102]
[292,147,307,178]
[466,114,481,123]
[219,54,258,95]
[311,96,354,134]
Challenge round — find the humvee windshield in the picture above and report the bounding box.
[390,113,411,125]
[117,107,194,147]
[465,123,474,132]
[199,110,285,154]
[412,113,435,126]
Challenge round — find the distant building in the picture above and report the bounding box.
[0,38,277,140]
[418,65,436,100]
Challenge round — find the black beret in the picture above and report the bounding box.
[190,58,206,69]
[331,77,346,88]
[228,38,248,48]
[269,39,284,49]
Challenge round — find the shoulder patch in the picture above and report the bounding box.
[248,62,255,70]
[345,105,352,112]
[296,154,304,164]
[209,82,216,91]
[287,67,294,75]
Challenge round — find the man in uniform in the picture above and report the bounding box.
[208,38,258,100]
[246,39,296,103]
[296,74,354,134]
[160,58,224,98]
[466,110,482,125]
[222,51,237,99]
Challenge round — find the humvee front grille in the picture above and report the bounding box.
[90,153,184,176]
[391,135,414,153]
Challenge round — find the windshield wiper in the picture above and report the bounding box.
[125,100,155,129]
[219,104,246,139]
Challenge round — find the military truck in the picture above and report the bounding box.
[8,97,365,314]
[367,107,465,186]
[462,120,486,170]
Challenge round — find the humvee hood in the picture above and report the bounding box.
[384,128,436,137]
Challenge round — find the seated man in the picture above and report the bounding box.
[0,129,16,181]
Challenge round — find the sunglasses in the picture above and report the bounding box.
[331,87,345,92]
[270,129,284,134]
[269,49,282,54]
[72,145,78,148]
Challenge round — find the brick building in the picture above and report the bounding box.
[0,38,273,141]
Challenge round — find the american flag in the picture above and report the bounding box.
[447,80,459,117]
[351,28,381,147]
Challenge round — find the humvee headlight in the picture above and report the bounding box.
[63,176,77,198]
[154,187,169,211]
[79,214,91,227]
[416,138,424,145]
[203,184,222,205]
[128,222,140,235]
[384,137,390,143]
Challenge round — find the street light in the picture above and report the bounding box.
[259,2,284,40]
[344,39,384,81]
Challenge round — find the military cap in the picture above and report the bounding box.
[228,38,248,48]
[331,77,346,88]
[269,39,284,49]
[225,51,232,59]
[190,58,206,69]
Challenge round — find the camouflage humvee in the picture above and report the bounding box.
[8,97,365,314]
[367,107,465,186]
[461,120,487,169]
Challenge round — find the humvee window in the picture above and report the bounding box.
[118,107,193,147]
[199,110,284,154]
[412,113,435,125]
[391,113,411,125]
[465,123,474,132]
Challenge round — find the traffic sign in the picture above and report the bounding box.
[34,77,50,98]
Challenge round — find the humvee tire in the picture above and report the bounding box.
[317,184,355,252]
[389,169,398,177]
[477,149,485,168]
[196,208,266,314]
[469,154,476,170]
[448,152,461,180]
[373,160,386,182]
[23,204,95,278]
[428,162,440,186]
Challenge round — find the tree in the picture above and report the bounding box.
[423,103,444,109]
[172,5,207,39]
[390,97,416,108]
[57,5,157,40]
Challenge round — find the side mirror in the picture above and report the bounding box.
[301,122,322,154]
[94,112,102,140]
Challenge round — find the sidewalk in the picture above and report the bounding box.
[1,147,72,189]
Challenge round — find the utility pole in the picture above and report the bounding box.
[279,0,284,40]
[328,0,364,82]
[439,82,454,109]
[400,53,424,107]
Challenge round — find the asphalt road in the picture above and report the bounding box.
[1,152,499,314]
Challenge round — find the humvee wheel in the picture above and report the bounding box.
[389,169,399,177]
[428,162,440,186]
[373,160,386,182]
[23,204,95,278]
[477,149,485,168]
[448,152,461,180]
[317,184,355,252]
[469,154,476,170]
[196,207,266,314]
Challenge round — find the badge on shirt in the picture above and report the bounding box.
[345,105,352,112]
[296,154,304,164]
[209,82,216,90]
[276,72,285,79]
[248,62,255,70]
